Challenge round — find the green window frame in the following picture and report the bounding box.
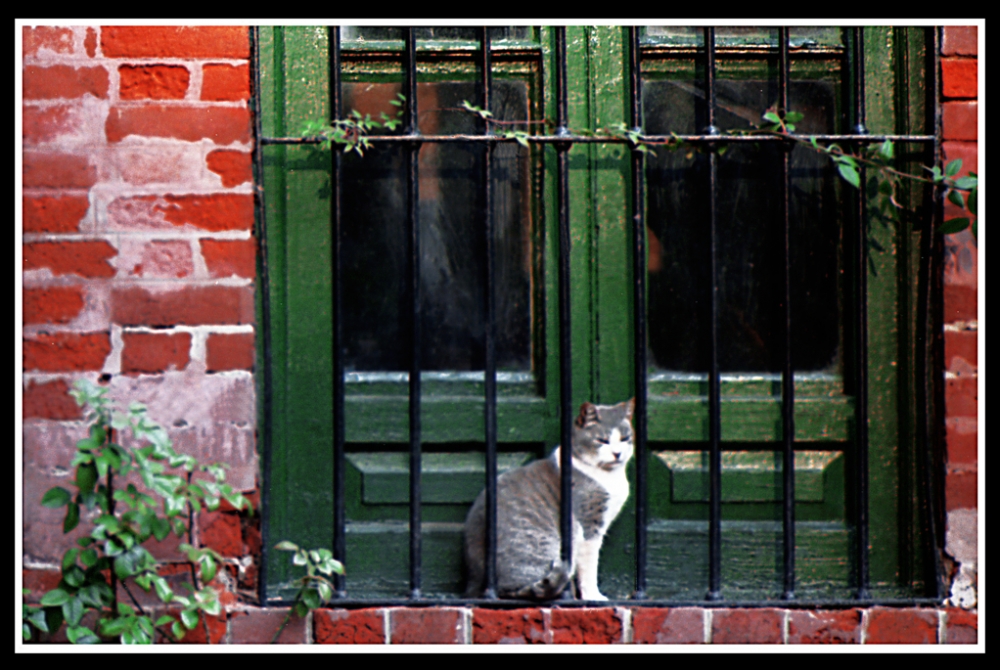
[256,26,937,602]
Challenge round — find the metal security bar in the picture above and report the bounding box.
[252,26,947,608]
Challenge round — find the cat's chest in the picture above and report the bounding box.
[572,458,630,530]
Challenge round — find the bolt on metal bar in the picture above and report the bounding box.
[704,26,723,602]
[628,26,649,601]
[478,26,499,601]
[403,27,423,599]
[248,25,275,605]
[850,26,870,600]
[328,26,347,598]
[778,26,797,601]
[554,26,575,598]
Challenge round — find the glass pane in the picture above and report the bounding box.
[340,80,532,372]
[643,76,842,373]
[342,27,533,42]
[643,26,842,48]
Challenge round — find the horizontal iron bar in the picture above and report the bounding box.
[264,597,945,610]
[263,133,936,145]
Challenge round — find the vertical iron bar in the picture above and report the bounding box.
[704,27,723,602]
[850,26,871,600]
[479,26,499,601]
[555,26,574,596]
[628,26,648,601]
[248,26,274,605]
[404,27,423,599]
[778,26,796,601]
[328,26,346,598]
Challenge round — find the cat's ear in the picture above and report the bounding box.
[625,397,635,419]
[575,402,598,428]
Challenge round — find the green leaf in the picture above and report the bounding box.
[42,487,72,508]
[77,584,105,608]
[968,187,977,216]
[76,462,98,493]
[948,189,966,209]
[938,218,970,235]
[66,625,99,644]
[79,547,99,568]
[63,502,80,533]
[26,607,50,633]
[838,164,861,189]
[152,516,171,542]
[172,620,186,640]
[62,596,85,626]
[40,587,73,607]
[61,548,80,571]
[153,576,173,603]
[201,555,218,584]
[180,608,199,630]
[275,540,299,551]
[317,581,333,602]
[294,600,309,618]
[63,565,86,588]
[301,587,321,610]
[945,158,962,176]
[953,176,977,190]
[155,614,175,627]
[879,139,894,160]
[100,616,130,637]
[763,111,781,125]
[971,220,977,242]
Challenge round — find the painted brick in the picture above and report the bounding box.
[85,27,97,58]
[206,150,252,187]
[202,63,250,101]
[105,105,251,144]
[472,608,546,644]
[121,331,191,374]
[202,238,256,278]
[945,607,977,644]
[23,152,96,189]
[865,607,938,644]
[945,329,977,370]
[945,470,977,511]
[942,101,977,141]
[23,332,110,371]
[549,608,622,644]
[111,286,255,326]
[109,194,254,232]
[942,26,977,56]
[206,332,255,372]
[22,26,74,58]
[24,286,85,325]
[389,607,465,644]
[632,607,704,644]
[711,608,783,644]
[943,285,977,323]
[23,378,82,420]
[945,417,977,466]
[787,609,861,644]
[122,240,194,279]
[23,105,86,146]
[942,141,978,177]
[23,65,109,101]
[315,609,386,644]
[230,607,307,644]
[118,64,190,100]
[941,59,977,99]
[198,510,243,558]
[24,240,116,278]
[22,568,63,603]
[23,195,89,233]
[945,375,977,418]
[100,26,249,59]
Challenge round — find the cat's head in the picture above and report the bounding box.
[572,398,635,471]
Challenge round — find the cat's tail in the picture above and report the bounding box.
[512,559,573,600]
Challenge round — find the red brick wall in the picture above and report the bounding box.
[20,24,978,645]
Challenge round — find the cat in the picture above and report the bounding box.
[463,398,635,600]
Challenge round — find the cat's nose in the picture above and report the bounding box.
[612,452,621,461]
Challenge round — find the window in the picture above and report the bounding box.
[254,26,942,603]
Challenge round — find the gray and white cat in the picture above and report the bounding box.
[464,398,634,600]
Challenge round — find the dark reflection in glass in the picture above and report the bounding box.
[340,80,532,372]
[343,27,533,42]
[643,76,843,372]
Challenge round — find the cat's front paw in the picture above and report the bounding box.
[579,589,608,602]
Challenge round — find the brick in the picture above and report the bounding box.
[23,332,110,371]
[865,607,938,644]
[22,26,74,58]
[23,195,89,233]
[24,240,116,278]
[23,152,96,189]
[941,58,977,99]
[23,105,85,146]
[121,331,191,374]
[123,240,194,279]
[945,375,977,417]
[389,608,465,644]
[942,141,978,177]
[943,285,977,323]
[550,608,622,644]
[942,102,977,141]
[711,608,783,644]
[105,105,251,144]
[945,417,977,466]
[161,609,227,644]
[202,63,250,101]
[945,470,977,511]
[945,329,977,370]
[206,150,252,187]
[109,194,254,233]
[472,608,546,644]
[787,609,861,644]
[315,609,386,644]
[85,27,97,58]
[111,286,255,326]
[945,607,977,644]
[198,510,243,558]
[23,378,82,420]
[632,607,704,644]
[118,64,189,100]
[201,238,256,278]
[942,27,977,56]
[206,332,255,372]
[24,286,85,325]
[22,568,63,603]
[101,26,249,59]
[23,65,109,100]
[230,607,307,644]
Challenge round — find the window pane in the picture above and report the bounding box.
[643,26,843,48]
[340,80,533,372]
[342,27,533,42]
